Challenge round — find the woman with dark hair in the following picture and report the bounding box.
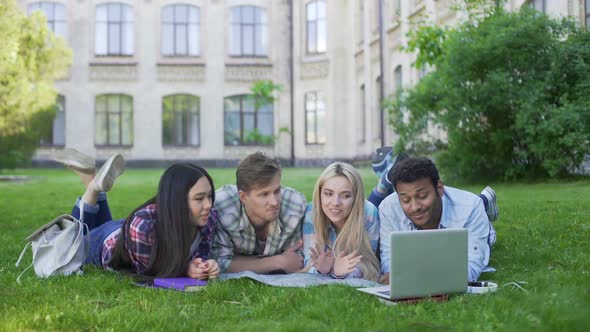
[55,149,219,280]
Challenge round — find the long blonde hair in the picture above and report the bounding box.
[311,162,380,281]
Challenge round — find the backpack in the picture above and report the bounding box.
[15,205,88,283]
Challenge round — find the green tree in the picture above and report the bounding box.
[388,8,590,180]
[0,0,72,169]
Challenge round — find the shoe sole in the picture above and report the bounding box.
[484,187,499,222]
[94,154,125,192]
[54,149,95,174]
[372,146,393,164]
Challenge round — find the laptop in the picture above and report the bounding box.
[358,228,468,301]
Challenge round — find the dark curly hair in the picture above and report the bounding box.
[389,157,440,191]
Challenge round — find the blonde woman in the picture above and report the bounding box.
[302,163,381,281]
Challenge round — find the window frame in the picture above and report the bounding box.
[94,94,134,147]
[162,94,201,147]
[161,4,200,57]
[304,91,326,145]
[306,0,327,54]
[95,2,134,56]
[40,94,66,147]
[27,2,67,38]
[529,0,546,13]
[224,95,274,146]
[229,5,267,57]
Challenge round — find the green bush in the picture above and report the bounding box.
[388,8,590,181]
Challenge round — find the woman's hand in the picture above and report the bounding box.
[310,242,335,275]
[205,259,219,279]
[187,258,209,280]
[333,251,362,277]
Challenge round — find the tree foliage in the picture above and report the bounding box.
[0,0,71,168]
[388,8,590,180]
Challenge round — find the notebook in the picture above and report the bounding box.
[153,278,207,292]
[358,228,468,301]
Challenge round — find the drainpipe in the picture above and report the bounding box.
[289,0,295,166]
[378,0,385,147]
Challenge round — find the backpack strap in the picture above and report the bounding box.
[15,242,33,284]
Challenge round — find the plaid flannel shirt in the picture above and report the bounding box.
[211,185,307,272]
[102,204,217,274]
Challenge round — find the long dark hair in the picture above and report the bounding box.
[110,163,215,279]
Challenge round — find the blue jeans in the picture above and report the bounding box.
[71,193,124,266]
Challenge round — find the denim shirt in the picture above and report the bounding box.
[303,201,380,278]
[379,186,491,281]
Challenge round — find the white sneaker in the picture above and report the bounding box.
[481,186,499,222]
[54,149,95,174]
[90,154,125,192]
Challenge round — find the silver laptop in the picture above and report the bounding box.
[358,228,468,301]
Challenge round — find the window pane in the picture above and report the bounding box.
[188,23,199,55]
[307,3,317,21]
[162,23,174,55]
[95,22,107,55]
[41,2,54,19]
[258,112,273,136]
[243,25,254,55]
[109,4,121,21]
[230,24,241,55]
[317,20,326,52]
[162,6,173,22]
[53,109,65,145]
[317,1,326,19]
[231,7,240,23]
[176,24,188,55]
[55,3,65,20]
[122,23,133,54]
[174,112,185,144]
[224,96,240,112]
[174,5,187,23]
[224,111,241,145]
[189,112,200,145]
[306,111,316,143]
[95,113,107,145]
[255,7,266,23]
[317,110,326,144]
[122,112,133,145]
[54,22,66,39]
[257,24,267,55]
[121,96,132,112]
[162,104,173,145]
[243,112,255,134]
[96,5,107,21]
[242,6,254,24]
[308,22,317,53]
[108,23,121,54]
[189,6,199,23]
[243,96,255,112]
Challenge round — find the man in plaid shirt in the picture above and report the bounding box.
[211,152,307,273]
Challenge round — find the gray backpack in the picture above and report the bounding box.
[16,208,88,283]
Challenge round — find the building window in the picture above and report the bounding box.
[40,95,65,146]
[394,65,403,98]
[95,94,133,146]
[306,0,326,54]
[161,4,199,56]
[28,2,67,38]
[586,0,589,29]
[529,0,545,13]
[230,6,267,57]
[359,85,366,144]
[224,95,273,145]
[393,0,401,16]
[162,94,200,146]
[305,91,326,145]
[95,3,134,56]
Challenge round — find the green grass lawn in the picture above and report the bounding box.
[1,168,589,331]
